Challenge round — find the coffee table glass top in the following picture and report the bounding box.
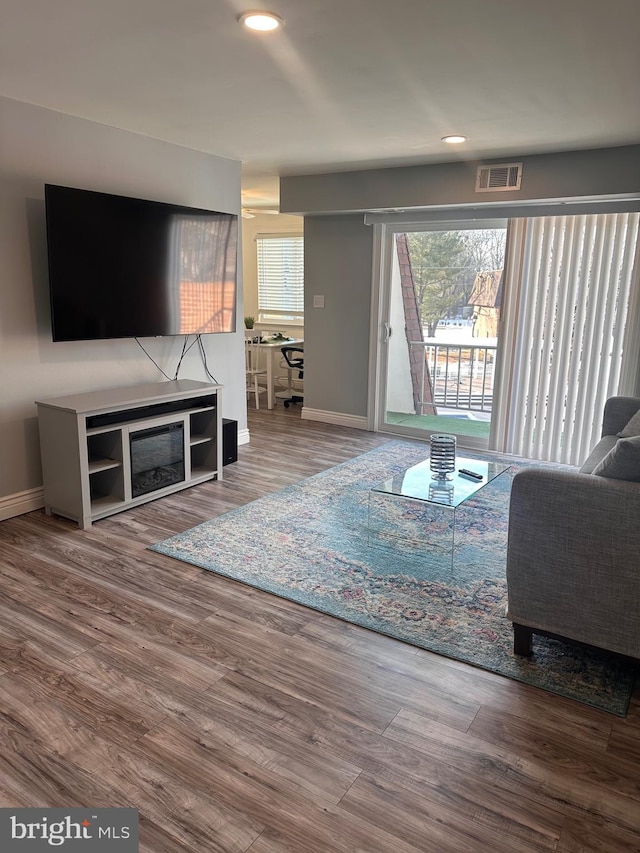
[371,456,509,508]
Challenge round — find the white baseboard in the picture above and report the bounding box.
[301,407,369,431]
[2,420,363,521]
[0,486,44,521]
[0,432,253,519]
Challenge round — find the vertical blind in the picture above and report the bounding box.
[491,212,640,464]
[256,235,304,315]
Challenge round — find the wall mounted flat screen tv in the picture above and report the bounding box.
[45,184,238,341]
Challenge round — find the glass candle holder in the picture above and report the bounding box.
[430,433,457,480]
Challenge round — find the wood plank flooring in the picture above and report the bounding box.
[1,405,639,852]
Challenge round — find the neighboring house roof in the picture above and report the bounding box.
[468,270,503,308]
[395,234,436,416]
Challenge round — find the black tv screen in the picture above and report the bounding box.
[44,184,238,341]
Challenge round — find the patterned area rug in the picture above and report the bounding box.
[151,441,637,716]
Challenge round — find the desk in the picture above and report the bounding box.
[253,339,303,409]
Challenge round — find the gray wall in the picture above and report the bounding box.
[303,216,373,416]
[283,145,640,421]
[281,145,640,215]
[0,96,245,516]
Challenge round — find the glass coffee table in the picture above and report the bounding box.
[368,456,510,570]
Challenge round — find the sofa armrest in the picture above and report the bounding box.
[506,467,640,658]
[602,396,640,437]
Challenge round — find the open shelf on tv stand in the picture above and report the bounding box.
[36,380,222,528]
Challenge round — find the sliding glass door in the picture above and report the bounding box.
[370,211,640,462]
[373,219,507,448]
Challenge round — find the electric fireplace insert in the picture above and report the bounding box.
[129,422,185,498]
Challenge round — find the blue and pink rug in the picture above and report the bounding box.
[150,441,637,715]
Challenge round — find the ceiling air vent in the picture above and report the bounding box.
[475,162,523,192]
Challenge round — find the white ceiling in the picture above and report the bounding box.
[2,0,639,209]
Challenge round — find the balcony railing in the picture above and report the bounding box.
[411,340,497,413]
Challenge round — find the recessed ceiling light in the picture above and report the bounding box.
[239,11,284,31]
[442,135,469,144]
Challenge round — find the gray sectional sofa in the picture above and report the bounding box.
[506,396,640,660]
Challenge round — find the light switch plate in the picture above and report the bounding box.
[313,295,325,308]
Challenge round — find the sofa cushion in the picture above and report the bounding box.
[592,435,640,481]
[618,407,640,437]
[579,435,618,474]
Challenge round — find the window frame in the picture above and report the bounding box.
[255,232,304,323]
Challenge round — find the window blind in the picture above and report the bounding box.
[256,235,304,316]
[491,212,640,464]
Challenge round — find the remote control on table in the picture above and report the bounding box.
[458,468,483,480]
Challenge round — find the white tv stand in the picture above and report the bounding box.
[36,380,222,528]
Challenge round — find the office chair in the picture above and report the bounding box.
[278,346,304,408]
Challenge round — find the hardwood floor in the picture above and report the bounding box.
[1,405,639,852]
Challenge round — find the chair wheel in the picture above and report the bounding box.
[284,401,290,408]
